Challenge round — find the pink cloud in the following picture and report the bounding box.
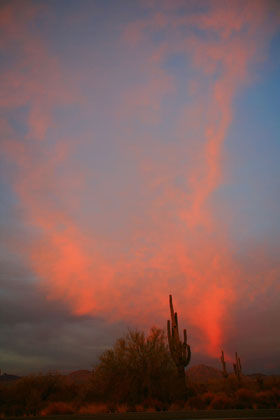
[1,0,279,362]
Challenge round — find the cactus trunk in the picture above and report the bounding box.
[233,351,242,384]
[220,350,228,378]
[167,295,191,399]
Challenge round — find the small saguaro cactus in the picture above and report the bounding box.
[220,350,228,378]
[233,351,242,382]
[167,294,191,380]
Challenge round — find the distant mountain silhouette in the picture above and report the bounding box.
[65,369,92,384]
[0,373,21,383]
[186,364,223,382]
[2,366,278,385]
[65,365,274,385]
[186,365,280,382]
[65,367,223,385]
[247,373,267,378]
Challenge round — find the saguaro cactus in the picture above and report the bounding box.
[167,294,191,381]
[233,351,242,382]
[220,350,228,378]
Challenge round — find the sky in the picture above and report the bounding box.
[0,0,280,375]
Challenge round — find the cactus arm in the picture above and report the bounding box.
[220,350,228,378]
[185,344,191,366]
[183,329,187,360]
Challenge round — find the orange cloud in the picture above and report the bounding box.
[1,0,279,362]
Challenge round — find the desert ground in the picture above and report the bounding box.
[5,409,280,420]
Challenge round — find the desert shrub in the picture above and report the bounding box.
[226,375,240,392]
[15,373,64,401]
[142,398,167,411]
[90,327,177,404]
[271,387,280,399]
[208,392,235,409]
[187,380,207,396]
[206,375,241,394]
[184,395,207,410]
[235,388,256,408]
[263,377,280,395]
[40,401,75,415]
[78,403,108,414]
[168,401,185,411]
[0,376,47,416]
[206,378,227,393]
[201,391,216,406]
[115,403,129,413]
[0,373,77,416]
[256,390,278,408]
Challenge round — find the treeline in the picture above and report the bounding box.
[0,327,280,416]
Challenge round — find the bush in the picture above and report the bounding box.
[184,395,207,410]
[256,390,278,408]
[235,388,256,408]
[78,403,108,414]
[90,327,177,404]
[0,373,80,417]
[0,374,64,416]
[208,393,235,409]
[201,391,216,405]
[142,398,167,411]
[40,401,75,415]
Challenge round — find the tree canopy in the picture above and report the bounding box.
[91,327,177,404]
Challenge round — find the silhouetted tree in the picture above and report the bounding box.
[90,327,177,405]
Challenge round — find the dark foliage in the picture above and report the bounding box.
[90,327,178,404]
[1,328,280,416]
[0,373,79,416]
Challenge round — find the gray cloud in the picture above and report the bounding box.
[0,253,127,375]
